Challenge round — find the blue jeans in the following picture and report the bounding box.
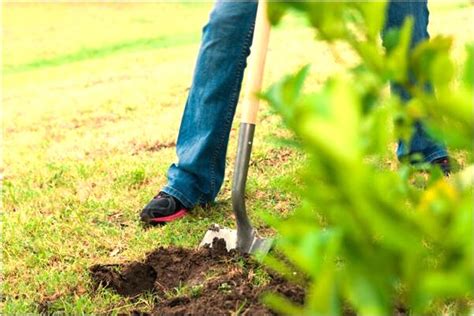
[163,0,448,208]
[384,1,448,162]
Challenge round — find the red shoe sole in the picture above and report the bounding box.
[149,209,188,223]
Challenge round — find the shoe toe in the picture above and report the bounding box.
[140,195,176,222]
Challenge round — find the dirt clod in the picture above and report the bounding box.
[90,239,304,315]
[90,262,156,297]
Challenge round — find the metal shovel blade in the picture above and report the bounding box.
[199,224,273,255]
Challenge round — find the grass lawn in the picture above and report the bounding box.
[2,2,472,314]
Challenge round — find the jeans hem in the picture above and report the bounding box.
[161,185,195,209]
[397,148,448,163]
[424,149,449,163]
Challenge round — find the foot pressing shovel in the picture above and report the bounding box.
[199,0,272,255]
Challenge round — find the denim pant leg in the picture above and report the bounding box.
[162,1,258,208]
[385,0,448,163]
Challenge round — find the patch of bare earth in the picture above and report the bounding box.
[90,239,305,315]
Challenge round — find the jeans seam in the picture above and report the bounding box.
[207,14,256,204]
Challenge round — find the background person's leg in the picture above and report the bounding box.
[162,1,258,208]
[384,0,448,163]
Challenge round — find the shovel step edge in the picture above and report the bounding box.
[199,224,273,255]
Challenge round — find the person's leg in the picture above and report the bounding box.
[384,0,448,163]
[161,1,258,208]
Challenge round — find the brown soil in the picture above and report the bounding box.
[90,239,305,315]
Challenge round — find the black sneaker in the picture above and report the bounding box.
[431,157,451,176]
[140,192,188,223]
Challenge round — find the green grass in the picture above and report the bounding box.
[2,5,308,313]
[3,33,200,75]
[2,2,472,314]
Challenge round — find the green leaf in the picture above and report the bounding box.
[411,35,453,84]
[261,292,304,316]
[344,272,390,316]
[385,17,414,83]
[463,44,474,87]
[354,1,388,40]
[267,2,289,26]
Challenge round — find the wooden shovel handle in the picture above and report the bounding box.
[241,0,270,125]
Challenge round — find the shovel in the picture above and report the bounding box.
[199,0,272,255]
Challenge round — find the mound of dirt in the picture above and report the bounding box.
[90,239,304,315]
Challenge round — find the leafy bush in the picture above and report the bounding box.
[262,2,473,315]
